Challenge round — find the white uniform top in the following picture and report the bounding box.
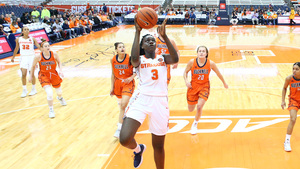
[19,36,35,56]
[137,54,168,96]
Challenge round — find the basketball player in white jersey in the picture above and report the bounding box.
[119,17,178,169]
[11,26,41,97]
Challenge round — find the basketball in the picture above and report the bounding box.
[136,7,158,29]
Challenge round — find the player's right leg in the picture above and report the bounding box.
[119,117,145,168]
[20,68,28,98]
[44,85,55,118]
[284,108,298,152]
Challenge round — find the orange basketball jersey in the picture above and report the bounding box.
[39,51,57,74]
[156,37,171,83]
[156,37,169,55]
[191,58,211,84]
[289,76,300,101]
[112,54,133,79]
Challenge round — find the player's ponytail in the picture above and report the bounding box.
[140,34,151,56]
[39,38,47,47]
[20,27,25,36]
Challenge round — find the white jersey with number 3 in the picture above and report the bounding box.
[19,36,35,56]
[137,54,168,96]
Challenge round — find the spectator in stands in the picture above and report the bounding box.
[241,10,247,24]
[31,7,40,23]
[4,14,11,25]
[277,8,282,15]
[263,12,268,25]
[190,11,196,25]
[50,6,58,17]
[52,19,65,39]
[80,16,91,33]
[10,20,21,33]
[41,7,51,21]
[50,15,56,24]
[250,6,254,12]
[70,17,83,36]
[290,7,296,25]
[285,7,290,12]
[62,13,68,21]
[209,11,217,25]
[267,13,273,25]
[246,9,251,15]
[52,25,63,41]
[184,11,190,25]
[252,11,259,25]
[100,11,113,28]
[62,20,75,39]
[88,11,93,20]
[267,10,272,16]
[11,12,17,22]
[0,24,8,36]
[0,15,9,27]
[92,13,101,30]
[258,12,264,25]
[176,8,182,15]
[17,18,23,28]
[238,6,242,13]
[58,14,64,23]
[21,12,29,24]
[109,13,119,26]
[231,11,238,26]
[102,3,107,14]
[272,12,278,25]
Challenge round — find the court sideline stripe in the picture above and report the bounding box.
[0,94,108,115]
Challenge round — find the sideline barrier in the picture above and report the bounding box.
[0,28,49,59]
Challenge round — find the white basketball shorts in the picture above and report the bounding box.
[125,91,169,136]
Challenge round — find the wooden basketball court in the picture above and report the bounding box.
[0,25,300,169]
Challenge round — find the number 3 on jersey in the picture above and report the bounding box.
[151,69,158,80]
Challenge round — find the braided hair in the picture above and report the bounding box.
[139,34,152,56]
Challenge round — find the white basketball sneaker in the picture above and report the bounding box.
[114,128,121,138]
[21,89,27,98]
[191,123,198,135]
[29,89,37,96]
[57,96,67,106]
[49,110,55,118]
[284,140,292,152]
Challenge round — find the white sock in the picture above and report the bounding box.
[32,85,36,90]
[117,123,122,130]
[193,120,198,125]
[285,134,291,142]
[133,143,141,153]
[49,106,54,111]
[22,85,26,90]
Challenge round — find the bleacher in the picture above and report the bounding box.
[0,5,35,18]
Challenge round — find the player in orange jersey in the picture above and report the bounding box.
[281,62,300,152]
[183,46,228,135]
[29,39,67,118]
[110,42,136,138]
[155,27,180,85]
[11,26,41,98]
